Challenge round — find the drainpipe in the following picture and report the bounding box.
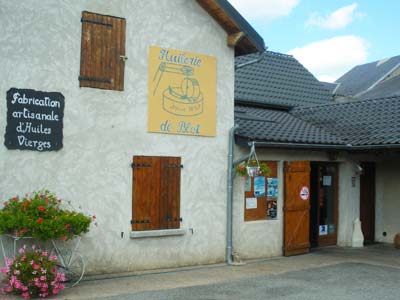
[226,125,238,264]
[227,125,252,264]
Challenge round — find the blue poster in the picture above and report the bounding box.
[267,178,279,199]
[254,176,265,197]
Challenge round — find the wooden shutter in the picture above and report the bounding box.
[132,156,160,231]
[79,11,126,91]
[283,161,311,256]
[160,157,181,229]
[132,156,181,231]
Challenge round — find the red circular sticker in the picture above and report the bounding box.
[300,186,309,201]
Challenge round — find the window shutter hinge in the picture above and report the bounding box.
[164,164,184,169]
[131,219,150,224]
[79,76,112,84]
[131,163,152,168]
[81,18,113,27]
[163,217,183,222]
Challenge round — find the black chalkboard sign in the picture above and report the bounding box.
[5,88,64,151]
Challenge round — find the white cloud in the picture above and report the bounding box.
[287,35,369,82]
[306,3,361,30]
[229,0,300,22]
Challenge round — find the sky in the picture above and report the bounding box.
[229,0,400,82]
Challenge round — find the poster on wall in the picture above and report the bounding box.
[267,177,278,199]
[5,88,64,151]
[245,197,257,209]
[266,200,277,220]
[244,177,251,192]
[254,176,265,197]
[147,46,216,137]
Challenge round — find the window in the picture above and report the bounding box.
[244,161,278,221]
[79,11,126,91]
[132,156,182,231]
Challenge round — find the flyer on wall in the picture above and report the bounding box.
[254,176,265,197]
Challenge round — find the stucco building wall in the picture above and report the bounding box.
[375,159,400,243]
[0,0,234,274]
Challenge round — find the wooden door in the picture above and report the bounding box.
[360,162,375,243]
[284,161,311,256]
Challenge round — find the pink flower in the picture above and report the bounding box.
[18,248,25,254]
[30,260,34,265]
[22,292,30,299]
[41,268,46,274]
[49,255,57,261]
[13,270,20,275]
[40,275,46,281]
[41,251,48,257]
[33,264,40,270]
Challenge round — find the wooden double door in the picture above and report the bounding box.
[284,161,339,256]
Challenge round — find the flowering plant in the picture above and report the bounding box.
[0,245,65,298]
[236,161,271,177]
[0,190,93,241]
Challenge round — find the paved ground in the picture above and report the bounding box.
[2,244,400,300]
[97,263,400,300]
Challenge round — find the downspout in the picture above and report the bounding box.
[226,125,238,265]
[227,125,252,264]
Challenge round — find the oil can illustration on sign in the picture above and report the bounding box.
[148,46,216,136]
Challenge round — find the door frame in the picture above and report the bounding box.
[359,162,376,243]
[315,162,339,247]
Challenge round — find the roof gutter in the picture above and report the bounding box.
[243,140,352,150]
[236,136,400,151]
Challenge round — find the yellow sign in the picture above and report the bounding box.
[148,46,216,136]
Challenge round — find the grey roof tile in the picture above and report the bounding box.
[358,75,400,100]
[235,105,346,145]
[335,55,400,96]
[235,51,333,108]
[291,96,400,146]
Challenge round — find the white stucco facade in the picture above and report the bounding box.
[375,159,400,243]
[0,0,235,274]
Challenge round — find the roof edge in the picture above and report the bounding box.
[196,0,265,54]
[235,99,292,111]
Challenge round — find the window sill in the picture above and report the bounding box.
[130,228,186,239]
